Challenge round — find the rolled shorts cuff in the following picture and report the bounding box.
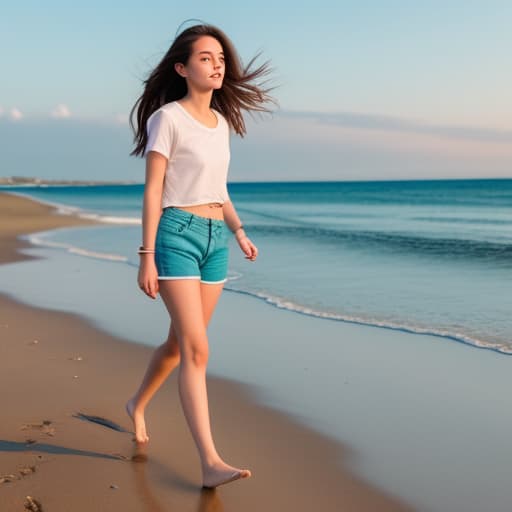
[200,278,228,284]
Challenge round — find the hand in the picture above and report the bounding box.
[137,258,159,299]
[237,235,258,261]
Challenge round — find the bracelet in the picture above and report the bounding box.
[233,224,244,234]
[138,245,155,254]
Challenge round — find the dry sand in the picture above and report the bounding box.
[0,191,413,511]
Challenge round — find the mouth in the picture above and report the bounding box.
[210,73,222,79]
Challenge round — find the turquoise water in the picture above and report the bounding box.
[3,178,512,353]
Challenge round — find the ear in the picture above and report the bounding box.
[174,62,187,78]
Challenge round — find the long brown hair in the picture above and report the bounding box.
[129,23,277,157]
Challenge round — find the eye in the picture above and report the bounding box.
[201,57,210,62]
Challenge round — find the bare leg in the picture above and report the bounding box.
[126,324,180,443]
[159,279,251,488]
[126,281,231,444]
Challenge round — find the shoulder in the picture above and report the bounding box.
[145,105,183,144]
[147,102,180,127]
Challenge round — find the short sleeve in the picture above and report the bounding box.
[144,110,174,159]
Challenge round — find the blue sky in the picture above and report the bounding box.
[1,1,511,181]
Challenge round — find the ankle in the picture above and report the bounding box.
[202,455,223,470]
[127,396,145,412]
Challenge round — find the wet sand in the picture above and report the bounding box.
[0,191,413,511]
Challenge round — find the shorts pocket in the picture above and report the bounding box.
[158,213,192,234]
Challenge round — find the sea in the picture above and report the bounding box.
[3,178,512,511]
[2,178,511,354]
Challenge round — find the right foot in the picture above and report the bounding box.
[202,462,252,488]
[125,397,149,443]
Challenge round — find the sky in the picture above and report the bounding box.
[1,0,511,182]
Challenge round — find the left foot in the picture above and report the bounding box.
[125,397,149,443]
[202,461,252,488]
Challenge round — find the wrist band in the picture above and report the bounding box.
[233,224,244,234]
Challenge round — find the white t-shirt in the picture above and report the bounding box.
[144,101,231,208]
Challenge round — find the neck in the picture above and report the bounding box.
[180,90,214,113]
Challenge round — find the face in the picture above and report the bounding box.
[175,35,225,91]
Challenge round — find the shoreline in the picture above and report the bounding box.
[0,191,413,511]
[5,189,508,356]
[0,192,99,265]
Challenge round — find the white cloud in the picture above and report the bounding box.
[10,108,23,121]
[51,104,72,119]
[278,110,512,144]
[0,106,4,117]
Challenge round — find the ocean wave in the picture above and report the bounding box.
[248,224,512,264]
[223,286,512,355]
[412,216,512,225]
[76,212,141,225]
[4,190,140,225]
[19,230,512,355]
[22,234,128,262]
[22,234,249,279]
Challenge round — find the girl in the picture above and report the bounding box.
[126,23,275,489]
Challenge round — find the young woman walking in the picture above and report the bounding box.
[126,23,275,489]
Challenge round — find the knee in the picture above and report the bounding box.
[181,336,209,368]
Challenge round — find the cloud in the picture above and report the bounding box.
[51,104,72,119]
[0,106,4,117]
[277,109,512,144]
[236,111,512,181]
[10,108,23,121]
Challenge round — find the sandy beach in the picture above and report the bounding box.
[0,192,413,511]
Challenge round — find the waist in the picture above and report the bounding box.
[163,203,224,221]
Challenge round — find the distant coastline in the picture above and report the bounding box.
[0,176,510,187]
[0,176,139,186]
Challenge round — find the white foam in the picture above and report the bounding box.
[224,287,512,355]
[77,212,141,225]
[24,234,128,263]
[4,190,140,225]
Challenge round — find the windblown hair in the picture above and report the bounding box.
[130,23,276,157]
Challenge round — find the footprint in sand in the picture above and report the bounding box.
[20,420,55,437]
[0,474,19,484]
[0,466,36,484]
[24,495,43,512]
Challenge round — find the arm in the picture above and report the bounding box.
[222,199,246,241]
[138,151,167,298]
[222,199,258,262]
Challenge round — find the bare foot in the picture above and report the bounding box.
[125,397,149,443]
[202,462,252,488]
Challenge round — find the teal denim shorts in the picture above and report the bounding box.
[155,207,230,284]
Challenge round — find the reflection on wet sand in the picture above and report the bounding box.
[130,442,225,512]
